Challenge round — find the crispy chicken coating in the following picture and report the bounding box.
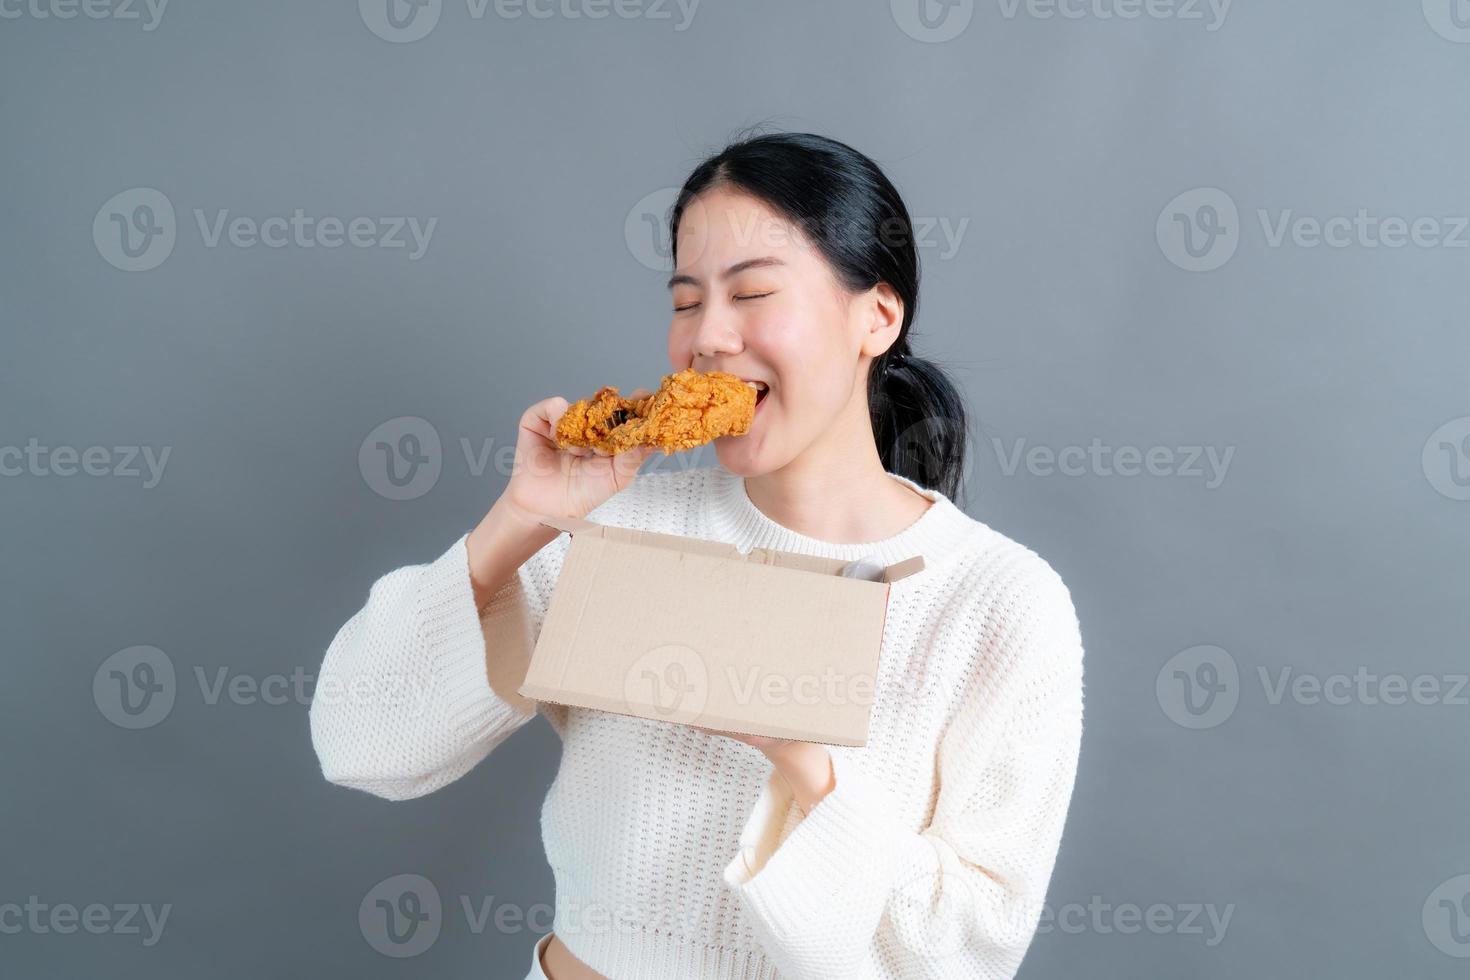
[555,368,756,455]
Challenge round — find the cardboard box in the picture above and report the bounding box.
[513,515,925,746]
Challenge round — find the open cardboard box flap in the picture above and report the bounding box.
[512,515,924,746]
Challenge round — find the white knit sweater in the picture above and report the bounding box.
[310,464,1085,980]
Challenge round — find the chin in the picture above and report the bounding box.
[713,438,768,476]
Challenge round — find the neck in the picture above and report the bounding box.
[743,388,931,544]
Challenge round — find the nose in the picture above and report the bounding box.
[691,304,744,361]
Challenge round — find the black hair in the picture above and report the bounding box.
[669,129,970,504]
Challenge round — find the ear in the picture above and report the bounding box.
[858,282,905,358]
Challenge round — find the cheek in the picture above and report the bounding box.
[755,310,845,399]
[752,298,819,362]
[667,323,692,367]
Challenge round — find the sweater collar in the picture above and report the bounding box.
[705,464,976,569]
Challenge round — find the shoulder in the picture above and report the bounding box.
[947,520,1084,676]
[944,516,1078,616]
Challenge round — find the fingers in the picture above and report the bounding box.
[529,396,570,436]
[534,395,568,420]
[529,393,656,462]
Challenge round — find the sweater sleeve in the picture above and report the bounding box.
[721,561,1085,979]
[308,530,570,801]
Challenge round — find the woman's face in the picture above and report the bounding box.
[667,186,898,475]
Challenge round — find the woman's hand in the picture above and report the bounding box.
[465,389,656,610]
[501,389,657,524]
[692,725,836,815]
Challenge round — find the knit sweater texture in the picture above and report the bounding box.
[309,464,1085,979]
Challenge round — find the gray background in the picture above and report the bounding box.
[3,0,1468,976]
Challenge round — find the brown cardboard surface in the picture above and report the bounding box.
[513,516,924,746]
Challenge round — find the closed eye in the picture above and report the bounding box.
[672,292,773,313]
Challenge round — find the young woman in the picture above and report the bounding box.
[310,131,1085,980]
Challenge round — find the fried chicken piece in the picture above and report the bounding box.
[555,368,756,455]
[552,386,644,450]
[629,368,757,454]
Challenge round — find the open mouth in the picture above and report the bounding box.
[745,380,770,407]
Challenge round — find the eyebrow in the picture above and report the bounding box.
[666,256,786,290]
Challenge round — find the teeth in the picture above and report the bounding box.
[745,381,768,391]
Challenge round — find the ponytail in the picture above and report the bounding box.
[869,347,970,504]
